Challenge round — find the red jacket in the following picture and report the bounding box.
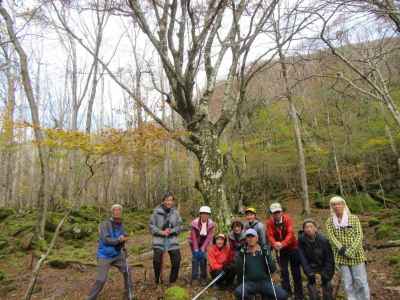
[208,244,234,271]
[266,213,298,251]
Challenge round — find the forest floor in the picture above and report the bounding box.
[0,195,400,300]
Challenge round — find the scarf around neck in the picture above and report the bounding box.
[200,220,208,236]
[333,210,349,229]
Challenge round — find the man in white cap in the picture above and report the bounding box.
[188,205,215,285]
[225,228,288,300]
[326,196,370,300]
[266,203,303,300]
[87,204,133,300]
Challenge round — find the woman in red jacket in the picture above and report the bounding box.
[208,233,234,288]
[266,203,304,300]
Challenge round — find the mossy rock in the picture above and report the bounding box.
[0,237,8,251]
[70,206,100,222]
[33,238,48,251]
[0,208,14,222]
[62,223,95,240]
[375,223,393,240]
[48,259,69,269]
[20,232,34,251]
[368,217,380,227]
[0,280,16,297]
[388,255,400,266]
[45,213,64,232]
[164,286,190,300]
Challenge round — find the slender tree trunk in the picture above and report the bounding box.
[0,5,48,239]
[326,110,344,195]
[135,69,148,208]
[1,45,16,206]
[276,45,310,215]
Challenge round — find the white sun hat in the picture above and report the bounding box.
[199,206,211,214]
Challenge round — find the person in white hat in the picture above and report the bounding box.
[326,196,370,300]
[188,205,215,285]
[266,202,303,300]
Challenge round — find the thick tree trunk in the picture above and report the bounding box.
[193,124,231,227]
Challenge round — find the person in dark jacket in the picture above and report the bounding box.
[188,206,215,284]
[228,219,246,253]
[225,228,288,300]
[87,204,133,300]
[266,202,303,300]
[149,192,183,284]
[298,219,335,300]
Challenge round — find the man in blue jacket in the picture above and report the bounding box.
[87,204,133,300]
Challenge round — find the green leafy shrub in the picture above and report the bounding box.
[375,223,393,240]
[345,194,381,214]
[368,217,380,227]
[164,286,189,300]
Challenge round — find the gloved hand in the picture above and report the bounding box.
[194,250,204,261]
[338,246,347,256]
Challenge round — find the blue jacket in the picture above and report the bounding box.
[97,218,126,259]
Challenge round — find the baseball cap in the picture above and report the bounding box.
[245,207,257,214]
[245,228,258,237]
[269,203,283,213]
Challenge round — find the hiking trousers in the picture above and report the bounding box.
[87,254,133,300]
[234,280,288,300]
[340,263,370,300]
[153,248,181,284]
[279,249,304,299]
[191,251,208,280]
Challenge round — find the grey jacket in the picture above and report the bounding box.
[149,205,183,251]
[244,219,267,247]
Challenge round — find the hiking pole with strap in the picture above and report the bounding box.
[191,271,225,300]
[123,247,134,300]
[264,254,278,300]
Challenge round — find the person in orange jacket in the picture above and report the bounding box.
[266,203,304,300]
[208,233,235,289]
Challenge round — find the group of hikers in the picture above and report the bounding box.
[86,192,370,300]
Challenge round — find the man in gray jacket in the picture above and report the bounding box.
[149,192,183,284]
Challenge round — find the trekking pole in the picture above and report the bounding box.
[264,255,278,300]
[191,271,225,300]
[123,247,134,300]
[242,253,246,300]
